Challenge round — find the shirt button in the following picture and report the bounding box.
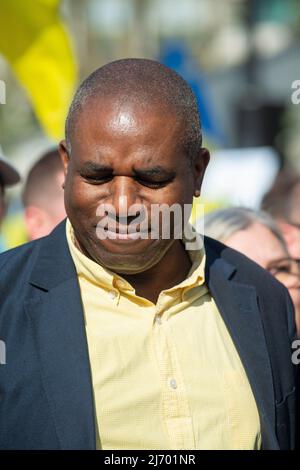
[155,315,162,324]
[115,279,126,289]
[170,378,177,389]
[108,290,117,300]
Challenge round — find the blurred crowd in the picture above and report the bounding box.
[203,169,300,338]
[0,148,300,338]
[0,148,65,247]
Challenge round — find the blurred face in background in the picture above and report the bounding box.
[278,182,300,260]
[24,170,66,241]
[267,257,300,337]
[225,222,300,337]
[225,222,288,269]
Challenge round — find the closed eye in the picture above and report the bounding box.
[81,174,113,184]
[81,173,173,188]
[135,177,173,188]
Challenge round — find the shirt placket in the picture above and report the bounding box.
[152,305,195,450]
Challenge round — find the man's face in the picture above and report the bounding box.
[60,98,209,274]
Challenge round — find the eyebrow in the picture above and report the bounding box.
[133,166,176,179]
[80,162,176,179]
[80,162,112,173]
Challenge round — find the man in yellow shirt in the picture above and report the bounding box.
[0,59,297,450]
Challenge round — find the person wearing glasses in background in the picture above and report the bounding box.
[203,207,300,338]
[262,173,300,450]
[203,206,300,450]
[0,147,21,253]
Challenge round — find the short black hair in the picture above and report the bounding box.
[22,149,63,207]
[65,58,202,162]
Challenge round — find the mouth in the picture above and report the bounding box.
[98,225,151,242]
[105,229,147,240]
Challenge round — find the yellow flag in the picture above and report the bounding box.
[0,0,77,139]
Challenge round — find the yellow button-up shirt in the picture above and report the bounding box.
[66,219,261,450]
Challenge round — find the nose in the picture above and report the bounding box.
[111,175,139,220]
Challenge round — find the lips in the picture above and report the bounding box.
[100,225,151,241]
[105,230,145,240]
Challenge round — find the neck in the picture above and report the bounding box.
[120,240,192,304]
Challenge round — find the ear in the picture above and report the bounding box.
[24,206,47,241]
[193,147,210,196]
[59,140,70,177]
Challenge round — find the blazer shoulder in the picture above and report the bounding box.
[0,237,46,297]
[204,235,296,340]
[204,234,285,289]
[0,237,42,270]
[0,219,68,276]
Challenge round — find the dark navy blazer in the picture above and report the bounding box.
[0,219,297,449]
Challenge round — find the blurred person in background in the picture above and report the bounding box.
[203,207,300,338]
[262,171,300,260]
[22,148,66,241]
[0,148,21,252]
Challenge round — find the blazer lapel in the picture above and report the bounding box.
[24,220,96,449]
[205,239,279,450]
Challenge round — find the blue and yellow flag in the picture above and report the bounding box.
[0,0,77,139]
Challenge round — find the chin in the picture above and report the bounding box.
[94,251,155,273]
[94,243,171,274]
